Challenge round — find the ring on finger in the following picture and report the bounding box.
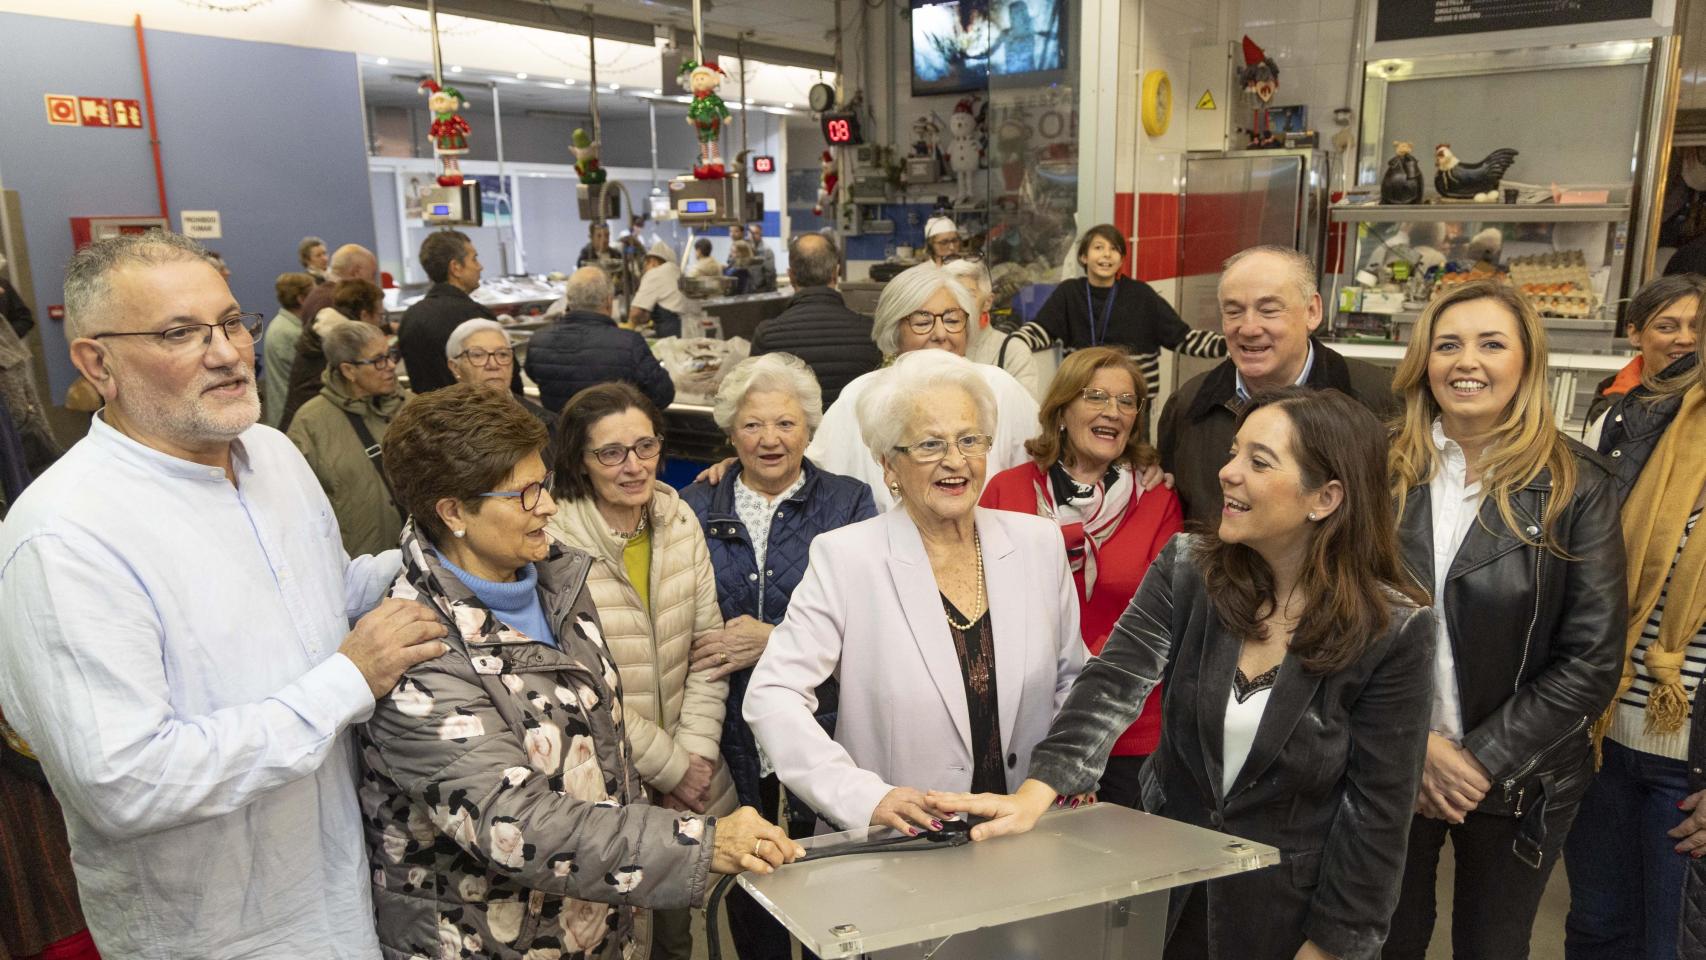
[754,837,765,855]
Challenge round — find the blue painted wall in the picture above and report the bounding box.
[0,13,375,401]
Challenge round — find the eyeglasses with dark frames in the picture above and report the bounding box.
[347,348,403,370]
[893,434,993,463]
[88,312,264,353]
[478,470,556,512]
[456,346,514,367]
[903,308,969,335]
[588,436,663,467]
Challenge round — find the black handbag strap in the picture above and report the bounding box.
[997,331,1020,370]
[343,410,404,516]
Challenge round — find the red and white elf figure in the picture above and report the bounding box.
[419,79,471,186]
[679,60,732,179]
[1236,35,1280,148]
[813,150,838,216]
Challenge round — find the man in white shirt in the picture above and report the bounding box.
[630,239,690,339]
[0,231,448,959]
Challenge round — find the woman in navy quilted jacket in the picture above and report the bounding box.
[681,353,876,960]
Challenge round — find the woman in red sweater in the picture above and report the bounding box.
[980,346,1183,806]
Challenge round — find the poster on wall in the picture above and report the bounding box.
[1375,0,1657,42]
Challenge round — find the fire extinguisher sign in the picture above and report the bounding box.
[44,95,144,129]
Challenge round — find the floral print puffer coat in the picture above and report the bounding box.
[359,522,718,960]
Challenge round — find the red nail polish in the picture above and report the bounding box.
[1680,801,1689,809]
[908,827,918,836]
[1055,797,1065,807]
[1071,798,1080,808]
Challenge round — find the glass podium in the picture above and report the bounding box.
[736,802,1280,959]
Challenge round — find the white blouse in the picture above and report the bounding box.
[1223,668,1277,797]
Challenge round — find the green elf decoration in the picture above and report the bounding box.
[679,59,732,180]
[571,128,606,184]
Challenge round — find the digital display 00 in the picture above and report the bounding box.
[751,155,776,174]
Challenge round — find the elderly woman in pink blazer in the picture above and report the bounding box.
[744,350,1085,834]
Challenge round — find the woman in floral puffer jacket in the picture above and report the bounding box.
[360,385,799,960]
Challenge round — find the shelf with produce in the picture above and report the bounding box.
[1329,203,1631,224]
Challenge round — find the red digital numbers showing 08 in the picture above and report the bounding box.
[826,119,852,142]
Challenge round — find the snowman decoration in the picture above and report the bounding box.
[946,97,982,207]
[679,60,732,180]
[418,79,470,186]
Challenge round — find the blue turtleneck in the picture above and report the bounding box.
[436,551,557,648]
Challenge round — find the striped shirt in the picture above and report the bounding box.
[1609,510,1706,760]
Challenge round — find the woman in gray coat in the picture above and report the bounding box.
[361,384,801,960]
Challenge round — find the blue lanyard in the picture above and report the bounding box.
[1085,278,1118,347]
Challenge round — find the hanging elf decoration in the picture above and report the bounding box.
[419,79,471,186]
[1236,36,1280,149]
[679,59,732,180]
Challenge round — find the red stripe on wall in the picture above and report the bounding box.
[1114,191,1136,278]
[1134,192,1180,282]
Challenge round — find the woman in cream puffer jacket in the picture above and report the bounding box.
[549,480,738,818]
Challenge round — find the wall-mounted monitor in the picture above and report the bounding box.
[910,0,1066,97]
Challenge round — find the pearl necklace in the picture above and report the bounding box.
[942,530,986,630]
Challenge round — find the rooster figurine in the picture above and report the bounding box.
[1434,144,1519,201]
[1380,141,1423,205]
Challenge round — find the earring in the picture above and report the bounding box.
[1307,512,1318,521]
[888,481,901,498]
[453,528,466,539]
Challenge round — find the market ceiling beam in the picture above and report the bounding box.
[383,0,836,71]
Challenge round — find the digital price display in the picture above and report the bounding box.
[820,112,864,146]
[751,155,776,174]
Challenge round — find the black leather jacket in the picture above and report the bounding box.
[1029,535,1435,960]
[1397,438,1626,865]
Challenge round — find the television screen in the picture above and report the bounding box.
[911,0,1065,97]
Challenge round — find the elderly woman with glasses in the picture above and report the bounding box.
[979,347,1183,807]
[798,262,1040,512]
[445,318,553,431]
[681,353,876,959]
[745,349,1085,838]
[286,319,409,556]
[545,383,738,960]
[359,384,802,960]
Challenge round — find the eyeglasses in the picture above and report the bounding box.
[456,346,514,367]
[893,434,993,463]
[1079,388,1140,413]
[588,435,663,466]
[89,312,264,354]
[347,348,402,370]
[479,470,555,512]
[904,308,969,335]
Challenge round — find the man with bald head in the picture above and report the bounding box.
[280,242,379,428]
[527,265,675,412]
[749,233,878,405]
[1156,244,1399,528]
[0,231,446,958]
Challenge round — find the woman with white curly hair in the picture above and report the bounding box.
[744,349,1084,837]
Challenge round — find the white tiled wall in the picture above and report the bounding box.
[1232,0,1359,147]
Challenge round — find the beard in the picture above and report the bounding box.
[120,359,261,448]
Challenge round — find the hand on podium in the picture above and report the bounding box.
[928,778,1060,842]
[870,786,947,835]
[711,806,806,876]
